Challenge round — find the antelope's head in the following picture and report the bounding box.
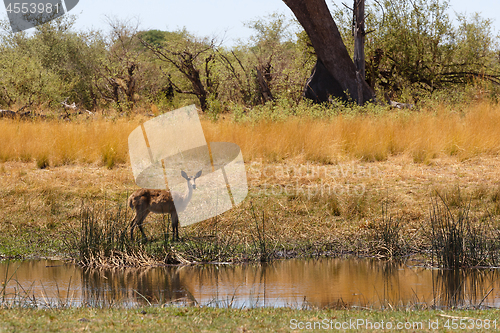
[181,170,202,190]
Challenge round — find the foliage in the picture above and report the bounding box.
[240,13,314,104]
[139,28,219,111]
[0,1,497,112]
[0,17,73,108]
[332,0,500,103]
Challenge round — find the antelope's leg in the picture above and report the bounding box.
[131,210,150,241]
[130,214,138,240]
[172,210,179,241]
[137,210,150,242]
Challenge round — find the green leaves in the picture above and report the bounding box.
[333,0,500,102]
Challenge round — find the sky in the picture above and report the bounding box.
[4,0,500,45]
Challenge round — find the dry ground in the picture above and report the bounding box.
[1,154,499,261]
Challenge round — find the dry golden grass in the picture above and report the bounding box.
[2,102,500,264]
[0,101,499,168]
[1,154,500,263]
[203,101,500,163]
[0,118,137,167]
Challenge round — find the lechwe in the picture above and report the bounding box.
[128,170,202,241]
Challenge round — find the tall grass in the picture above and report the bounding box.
[0,101,499,166]
[75,201,177,268]
[0,118,135,167]
[203,101,500,162]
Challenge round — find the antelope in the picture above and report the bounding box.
[128,170,202,242]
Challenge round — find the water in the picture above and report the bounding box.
[1,258,499,308]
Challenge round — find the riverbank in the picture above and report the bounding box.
[1,103,500,265]
[1,153,500,266]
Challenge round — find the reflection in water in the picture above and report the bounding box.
[1,259,499,308]
[432,269,499,309]
[82,266,196,307]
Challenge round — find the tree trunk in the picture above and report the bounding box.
[353,0,366,105]
[304,59,348,103]
[283,0,375,105]
[256,67,274,103]
[353,0,366,79]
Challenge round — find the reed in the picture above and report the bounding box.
[427,192,500,269]
[75,201,168,268]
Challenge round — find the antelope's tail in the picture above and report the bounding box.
[128,194,134,209]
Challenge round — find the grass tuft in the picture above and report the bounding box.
[372,202,405,260]
[36,154,50,169]
[427,191,500,268]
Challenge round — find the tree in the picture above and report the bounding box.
[282,0,375,104]
[91,19,144,110]
[31,16,105,109]
[0,15,89,109]
[333,0,500,102]
[139,30,219,112]
[243,13,308,104]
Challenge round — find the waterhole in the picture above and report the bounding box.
[1,259,499,308]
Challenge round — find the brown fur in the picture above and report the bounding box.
[128,189,177,241]
[128,170,201,242]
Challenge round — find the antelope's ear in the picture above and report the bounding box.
[195,170,202,178]
[181,171,188,179]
